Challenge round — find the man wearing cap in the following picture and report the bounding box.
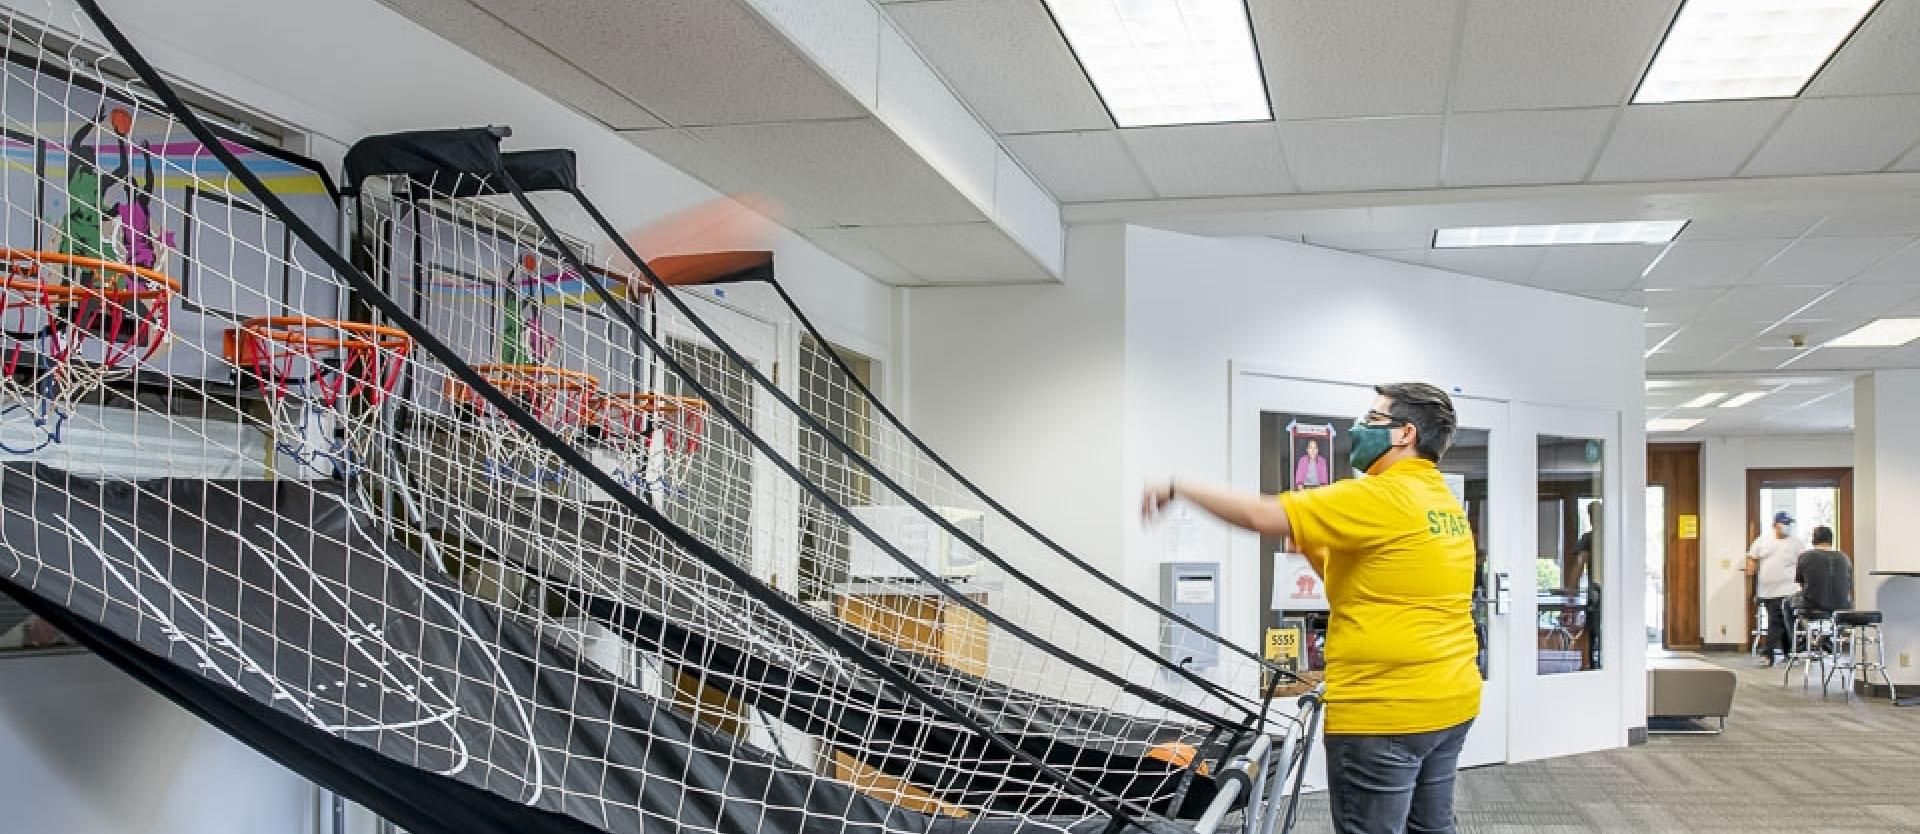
[1747,511,1806,667]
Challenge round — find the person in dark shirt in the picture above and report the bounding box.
[1793,525,1853,621]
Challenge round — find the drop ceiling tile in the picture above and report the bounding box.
[1423,247,1545,283]
[1442,108,1615,186]
[1643,288,1726,321]
[384,0,664,129]
[1852,241,1920,284]
[1752,319,1853,344]
[1659,330,1752,356]
[1253,0,1459,119]
[1815,203,1920,236]
[1679,212,1821,241]
[1802,0,1920,97]
[1742,96,1920,177]
[1119,123,1294,198]
[798,229,917,284]
[751,0,884,107]
[1666,320,1780,342]
[1647,352,1709,374]
[1709,350,1805,373]
[812,222,1053,283]
[1278,117,1443,192]
[1899,142,1920,171]
[687,119,986,226]
[884,0,1112,133]
[468,0,867,126]
[620,128,836,228]
[1451,0,1678,111]
[1591,101,1791,182]
[1747,236,1911,284]
[1001,131,1155,202]
[1696,285,1832,323]
[1642,239,1793,287]
[1530,244,1664,290]
[1803,284,1920,319]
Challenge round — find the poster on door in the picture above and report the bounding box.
[1273,551,1328,611]
[1287,421,1337,491]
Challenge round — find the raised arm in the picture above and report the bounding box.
[1142,478,1293,538]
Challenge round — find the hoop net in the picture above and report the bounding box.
[447,363,599,488]
[0,249,176,451]
[224,317,410,477]
[597,391,708,495]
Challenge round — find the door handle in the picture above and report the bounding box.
[1493,572,1512,615]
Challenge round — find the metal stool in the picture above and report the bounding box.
[1826,610,1897,703]
[1782,612,1836,690]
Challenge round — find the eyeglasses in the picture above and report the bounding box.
[1358,409,1409,427]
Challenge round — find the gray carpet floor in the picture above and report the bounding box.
[1282,653,1920,833]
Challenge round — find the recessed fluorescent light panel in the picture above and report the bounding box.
[1433,221,1688,249]
[1720,392,1768,408]
[1827,317,1920,348]
[1680,392,1728,408]
[1648,418,1705,432]
[1635,0,1882,104]
[1043,0,1271,127]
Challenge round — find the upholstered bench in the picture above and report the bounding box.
[1648,655,1737,734]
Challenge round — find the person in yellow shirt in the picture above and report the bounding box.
[1142,382,1479,834]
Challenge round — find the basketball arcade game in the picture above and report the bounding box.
[341,129,1291,824]
[0,2,1320,834]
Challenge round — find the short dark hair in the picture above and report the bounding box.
[1811,525,1834,546]
[1375,382,1457,462]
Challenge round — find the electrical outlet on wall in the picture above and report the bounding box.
[1719,558,1731,570]
[1901,653,1912,669]
[1719,625,1727,636]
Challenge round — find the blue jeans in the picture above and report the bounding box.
[1323,719,1473,834]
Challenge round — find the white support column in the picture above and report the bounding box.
[1853,370,1920,686]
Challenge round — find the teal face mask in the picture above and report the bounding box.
[1349,423,1395,474]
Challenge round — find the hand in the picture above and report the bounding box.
[1141,479,1176,523]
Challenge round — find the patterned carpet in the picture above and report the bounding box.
[1282,653,1920,833]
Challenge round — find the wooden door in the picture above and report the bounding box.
[1647,444,1701,650]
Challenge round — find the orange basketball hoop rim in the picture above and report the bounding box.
[223,317,413,407]
[224,316,412,358]
[448,364,601,429]
[0,249,180,368]
[0,248,181,299]
[597,391,709,453]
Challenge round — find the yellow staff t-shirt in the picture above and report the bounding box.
[1278,457,1481,736]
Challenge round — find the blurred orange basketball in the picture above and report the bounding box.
[108,107,132,136]
[617,193,783,271]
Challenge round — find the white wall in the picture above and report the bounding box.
[0,1,906,831]
[0,653,313,834]
[901,224,1128,578]
[1695,434,1854,645]
[1856,372,1920,685]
